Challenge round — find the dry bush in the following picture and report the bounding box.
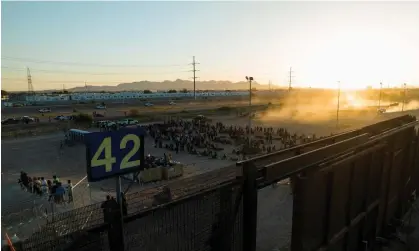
[129,109,139,116]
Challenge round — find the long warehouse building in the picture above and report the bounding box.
[22,90,249,102]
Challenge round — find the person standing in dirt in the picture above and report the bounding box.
[59,141,64,153]
[53,175,60,185]
[101,195,123,251]
[49,182,58,202]
[47,179,52,194]
[101,195,120,224]
[67,180,73,203]
[40,177,48,196]
[101,195,112,224]
[55,182,66,203]
[19,171,29,190]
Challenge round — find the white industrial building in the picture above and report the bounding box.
[24,91,249,102]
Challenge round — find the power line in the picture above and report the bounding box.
[1,77,165,85]
[190,56,200,100]
[1,56,187,68]
[1,66,186,76]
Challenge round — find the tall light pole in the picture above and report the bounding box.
[378,82,383,110]
[402,83,407,112]
[336,81,341,129]
[245,76,254,144]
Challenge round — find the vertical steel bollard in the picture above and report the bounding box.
[290,172,308,251]
[242,161,258,251]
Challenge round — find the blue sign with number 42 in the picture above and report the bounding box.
[85,128,145,182]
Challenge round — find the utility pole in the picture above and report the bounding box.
[336,81,341,129]
[288,67,294,92]
[401,83,407,112]
[245,76,254,145]
[378,82,383,110]
[190,56,200,100]
[27,67,34,95]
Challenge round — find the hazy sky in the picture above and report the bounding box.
[2,1,419,91]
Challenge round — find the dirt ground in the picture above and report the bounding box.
[1,98,251,120]
[1,109,419,249]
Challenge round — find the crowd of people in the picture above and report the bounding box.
[142,117,319,161]
[18,172,73,204]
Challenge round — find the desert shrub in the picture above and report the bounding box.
[217,106,232,112]
[129,109,139,116]
[73,113,92,124]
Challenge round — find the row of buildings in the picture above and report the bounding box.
[15,90,250,103]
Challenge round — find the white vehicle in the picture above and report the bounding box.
[54,115,67,121]
[144,102,154,107]
[38,108,51,113]
[118,119,139,126]
[96,105,106,109]
[169,101,176,105]
[377,108,386,114]
[21,116,35,122]
[55,115,73,121]
[96,120,108,127]
[97,120,116,127]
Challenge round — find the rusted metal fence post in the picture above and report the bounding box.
[290,173,308,251]
[242,161,258,251]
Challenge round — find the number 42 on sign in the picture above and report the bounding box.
[85,129,145,182]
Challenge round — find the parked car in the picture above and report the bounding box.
[169,101,176,105]
[118,119,139,126]
[144,102,154,107]
[377,108,386,114]
[193,115,211,123]
[54,115,74,121]
[95,105,106,109]
[93,113,105,118]
[38,108,51,113]
[96,120,116,128]
[2,118,20,125]
[20,116,35,123]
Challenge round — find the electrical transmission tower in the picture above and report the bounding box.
[288,67,295,91]
[190,56,200,100]
[27,67,34,95]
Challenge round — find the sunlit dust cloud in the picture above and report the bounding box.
[385,100,419,113]
[255,90,381,124]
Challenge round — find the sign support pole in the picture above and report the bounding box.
[115,176,125,250]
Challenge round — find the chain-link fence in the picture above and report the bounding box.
[71,176,93,209]
[19,165,243,251]
[20,181,243,251]
[122,182,243,251]
[2,201,49,241]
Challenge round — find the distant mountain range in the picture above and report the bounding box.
[62,79,271,93]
